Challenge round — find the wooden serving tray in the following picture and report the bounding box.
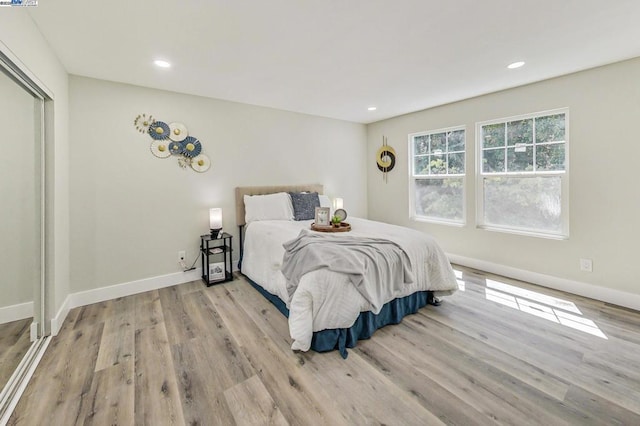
[311,222,351,232]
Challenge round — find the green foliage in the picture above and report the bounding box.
[484,176,561,232]
[413,113,565,230]
[430,158,446,174]
[482,123,505,148]
[413,130,466,176]
[536,114,565,143]
[507,119,533,146]
[482,113,565,173]
[415,178,464,221]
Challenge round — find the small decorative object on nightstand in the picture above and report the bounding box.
[200,232,233,286]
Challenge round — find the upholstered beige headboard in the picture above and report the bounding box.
[235,184,324,227]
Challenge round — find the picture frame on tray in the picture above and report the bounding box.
[314,207,330,226]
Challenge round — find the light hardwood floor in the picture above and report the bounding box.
[9,267,640,425]
[0,318,31,392]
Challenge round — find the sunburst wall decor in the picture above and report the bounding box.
[376,135,395,183]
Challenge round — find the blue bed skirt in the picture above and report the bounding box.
[245,277,432,358]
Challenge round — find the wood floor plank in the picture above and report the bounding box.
[55,306,81,336]
[443,285,601,360]
[176,280,203,296]
[94,296,135,371]
[220,281,294,351]
[217,282,363,423]
[158,285,198,345]
[206,284,350,426]
[220,281,444,425]
[9,323,104,425]
[581,350,640,383]
[8,267,640,425]
[168,290,254,425]
[73,301,113,331]
[375,318,589,425]
[134,324,185,426]
[306,349,446,426]
[76,358,135,425]
[432,267,640,415]
[0,319,31,351]
[402,311,571,401]
[6,316,78,423]
[370,324,563,425]
[562,384,640,425]
[353,337,502,425]
[133,290,165,330]
[224,375,289,426]
[182,291,255,387]
[170,339,236,426]
[0,319,31,389]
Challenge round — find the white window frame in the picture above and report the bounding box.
[476,108,570,239]
[409,125,466,226]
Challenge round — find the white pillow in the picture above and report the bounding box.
[244,192,294,223]
[319,194,331,208]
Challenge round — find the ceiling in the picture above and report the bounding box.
[28,0,640,124]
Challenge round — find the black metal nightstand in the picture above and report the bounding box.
[200,232,233,286]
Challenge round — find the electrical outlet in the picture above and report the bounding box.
[580,258,593,272]
[178,250,186,262]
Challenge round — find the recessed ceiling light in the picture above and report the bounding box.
[367,106,377,111]
[154,60,171,68]
[507,61,525,69]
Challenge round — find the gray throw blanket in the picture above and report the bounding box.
[281,229,415,313]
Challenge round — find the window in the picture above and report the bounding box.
[410,126,465,224]
[477,109,569,238]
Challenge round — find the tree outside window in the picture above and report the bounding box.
[410,126,466,224]
[477,109,568,237]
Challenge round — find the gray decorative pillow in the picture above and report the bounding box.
[289,192,320,221]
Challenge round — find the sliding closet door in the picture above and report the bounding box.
[0,65,42,395]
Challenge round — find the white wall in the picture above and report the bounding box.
[367,57,640,302]
[68,76,367,293]
[0,10,70,326]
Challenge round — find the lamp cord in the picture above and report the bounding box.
[182,252,200,272]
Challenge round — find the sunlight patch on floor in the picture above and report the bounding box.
[484,279,607,339]
[453,269,465,291]
[486,279,582,314]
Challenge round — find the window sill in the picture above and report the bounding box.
[411,216,465,227]
[477,224,569,240]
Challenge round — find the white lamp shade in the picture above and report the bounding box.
[333,198,344,210]
[209,208,222,229]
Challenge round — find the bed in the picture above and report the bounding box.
[236,184,458,357]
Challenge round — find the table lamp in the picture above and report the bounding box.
[333,197,344,210]
[209,208,222,238]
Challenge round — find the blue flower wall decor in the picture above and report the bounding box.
[134,114,211,172]
[148,121,170,140]
[182,136,202,158]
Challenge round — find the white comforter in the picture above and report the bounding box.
[241,217,457,351]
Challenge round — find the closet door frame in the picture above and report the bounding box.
[0,43,53,422]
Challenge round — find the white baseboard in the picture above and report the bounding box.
[447,253,640,312]
[51,268,202,336]
[50,295,71,336]
[0,302,33,325]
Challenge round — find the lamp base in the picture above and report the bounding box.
[210,228,222,239]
